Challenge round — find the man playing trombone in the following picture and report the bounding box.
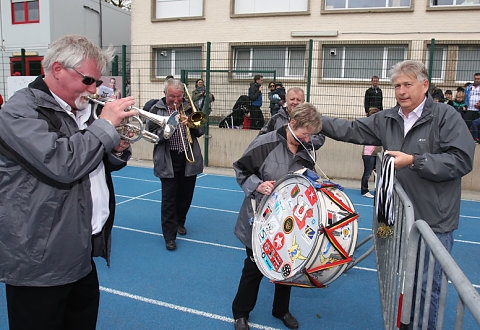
[146,79,205,251]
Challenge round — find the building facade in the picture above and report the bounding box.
[0,0,131,100]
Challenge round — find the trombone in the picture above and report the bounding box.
[176,83,207,163]
[88,95,180,144]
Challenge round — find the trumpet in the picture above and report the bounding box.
[176,84,207,163]
[87,95,180,144]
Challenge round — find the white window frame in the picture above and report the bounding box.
[324,0,411,10]
[425,46,447,82]
[232,45,306,80]
[429,0,479,6]
[321,44,408,81]
[232,0,308,15]
[154,47,202,79]
[153,0,203,20]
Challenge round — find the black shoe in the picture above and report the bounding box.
[233,317,249,330]
[177,226,187,235]
[274,312,299,329]
[165,240,176,251]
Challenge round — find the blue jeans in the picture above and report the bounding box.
[472,117,480,140]
[416,231,454,329]
[361,155,376,194]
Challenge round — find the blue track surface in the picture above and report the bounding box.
[0,165,479,329]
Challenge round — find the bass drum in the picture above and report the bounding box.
[251,173,358,288]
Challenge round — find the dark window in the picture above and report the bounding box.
[10,56,44,76]
[12,0,39,24]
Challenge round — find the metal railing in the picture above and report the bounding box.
[399,220,480,329]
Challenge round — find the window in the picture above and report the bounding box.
[456,45,480,82]
[322,45,407,80]
[154,0,202,19]
[12,0,39,24]
[232,46,306,79]
[430,0,479,6]
[425,45,447,81]
[154,47,202,78]
[10,56,44,76]
[325,0,410,10]
[233,0,308,15]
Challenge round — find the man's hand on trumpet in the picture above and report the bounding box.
[180,113,189,127]
[99,96,137,127]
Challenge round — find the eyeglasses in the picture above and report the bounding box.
[269,84,275,88]
[72,68,103,87]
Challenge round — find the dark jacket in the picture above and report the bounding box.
[146,97,204,178]
[321,95,475,233]
[364,86,383,113]
[233,126,315,248]
[0,76,126,286]
[248,82,262,107]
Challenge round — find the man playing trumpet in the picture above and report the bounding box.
[0,34,137,329]
[146,79,205,251]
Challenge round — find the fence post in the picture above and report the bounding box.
[204,41,211,167]
[122,45,126,97]
[21,48,26,76]
[428,38,435,87]
[306,39,313,102]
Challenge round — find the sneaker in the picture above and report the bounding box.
[362,192,374,199]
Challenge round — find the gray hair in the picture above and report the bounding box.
[287,87,305,99]
[42,35,114,73]
[164,79,184,94]
[290,102,322,132]
[388,60,429,83]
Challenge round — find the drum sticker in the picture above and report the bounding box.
[305,186,318,206]
[291,184,300,198]
[265,220,279,236]
[257,228,268,244]
[303,225,315,242]
[262,239,283,271]
[274,232,285,250]
[261,251,274,271]
[341,224,351,241]
[293,201,313,230]
[262,207,272,221]
[283,216,294,234]
[327,211,336,226]
[288,235,307,263]
[275,199,286,217]
[281,263,292,278]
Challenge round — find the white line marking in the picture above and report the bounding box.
[116,189,162,206]
[112,175,159,183]
[99,286,280,330]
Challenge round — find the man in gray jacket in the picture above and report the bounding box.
[320,60,475,329]
[0,35,137,329]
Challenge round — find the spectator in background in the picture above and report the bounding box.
[125,79,131,96]
[430,83,445,103]
[268,82,285,117]
[364,75,383,114]
[0,92,3,109]
[464,73,480,135]
[260,87,325,150]
[247,74,265,130]
[110,77,122,99]
[444,90,453,103]
[447,90,467,119]
[472,116,480,144]
[360,107,382,199]
[191,78,214,114]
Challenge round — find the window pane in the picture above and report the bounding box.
[155,49,172,77]
[233,49,251,78]
[28,60,42,76]
[350,0,386,9]
[288,48,305,77]
[426,46,446,80]
[27,1,39,21]
[325,0,346,8]
[388,0,411,6]
[13,3,25,22]
[456,46,480,82]
[323,47,343,79]
[386,47,407,75]
[252,48,285,78]
[174,48,202,78]
[344,46,383,79]
[430,0,453,4]
[12,61,22,75]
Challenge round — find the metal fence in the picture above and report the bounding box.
[400,220,480,329]
[3,39,479,124]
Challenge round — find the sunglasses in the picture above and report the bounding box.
[269,84,275,88]
[72,68,103,87]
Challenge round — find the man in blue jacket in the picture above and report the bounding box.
[320,60,475,329]
[247,74,265,129]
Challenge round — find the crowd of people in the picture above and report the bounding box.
[0,33,476,330]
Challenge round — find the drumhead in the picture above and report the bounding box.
[252,173,324,282]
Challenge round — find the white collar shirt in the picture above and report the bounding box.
[51,91,110,235]
[398,97,426,137]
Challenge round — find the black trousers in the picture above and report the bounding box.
[232,248,291,319]
[160,150,197,241]
[361,155,376,195]
[6,260,99,330]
